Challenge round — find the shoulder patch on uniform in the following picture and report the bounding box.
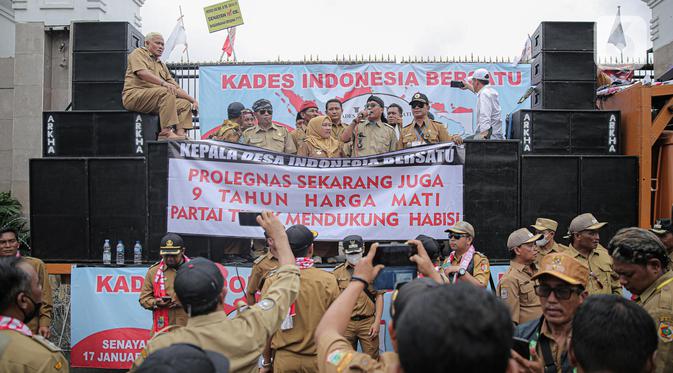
[659,320,673,343]
[481,263,488,272]
[257,298,275,311]
[500,288,508,299]
[54,360,63,370]
[327,349,351,366]
[32,335,61,352]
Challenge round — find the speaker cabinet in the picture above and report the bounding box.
[72,82,125,111]
[532,22,596,56]
[531,51,596,84]
[72,51,128,82]
[147,142,169,259]
[531,81,596,110]
[72,22,143,52]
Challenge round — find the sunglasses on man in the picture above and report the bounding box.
[257,109,273,115]
[534,284,583,300]
[410,102,426,109]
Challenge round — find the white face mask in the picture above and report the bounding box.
[536,234,550,247]
[346,253,363,265]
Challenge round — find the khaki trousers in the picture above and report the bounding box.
[122,87,192,129]
[344,315,380,359]
[273,349,317,373]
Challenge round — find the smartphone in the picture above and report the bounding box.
[450,80,465,88]
[373,243,417,267]
[373,267,417,291]
[512,337,530,359]
[239,212,261,226]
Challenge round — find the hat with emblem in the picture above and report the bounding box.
[410,92,429,104]
[341,235,364,254]
[136,343,230,373]
[507,228,542,250]
[160,233,184,255]
[568,213,607,234]
[286,224,318,253]
[531,218,559,232]
[650,218,673,235]
[532,253,589,286]
[174,257,225,309]
[444,221,475,238]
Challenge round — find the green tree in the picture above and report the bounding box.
[0,192,30,254]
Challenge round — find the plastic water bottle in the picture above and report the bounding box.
[116,241,125,265]
[133,241,142,265]
[102,239,111,265]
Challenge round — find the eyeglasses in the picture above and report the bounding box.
[410,102,426,109]
[0,238,18,246]
[448,233,465,240]
[366,103,379,109]
[534,284,582,300]
[258,109,273,115]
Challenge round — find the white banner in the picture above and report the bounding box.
[167,141,464,240]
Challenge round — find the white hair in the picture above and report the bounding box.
[144,32,163,42]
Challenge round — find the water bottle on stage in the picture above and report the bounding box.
[103,239,111,265]
[116,240,125,265]
[133,241,142,264]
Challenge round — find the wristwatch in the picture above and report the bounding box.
[458,268,466,277]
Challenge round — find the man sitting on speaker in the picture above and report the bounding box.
[460,68,504,140]
[122,32,198,141]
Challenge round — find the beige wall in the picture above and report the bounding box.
[0,57,13,192]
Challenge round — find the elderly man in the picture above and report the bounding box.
[340,95,397,157]
[122,32,198,140]
[292,100,320,148]
[242,99,296,154]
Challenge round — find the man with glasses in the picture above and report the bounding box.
[531,217,567,266]
[340,95,397,157]
[497,228,543,325]
[565,213,622,295]
[650,218,673,261]
[242,99,297,154]
[291,100,320,148]
[512,253,589,372]
[610,227,673,372]
[441,221,491,288]
[0,228,52,338]
[397,92,462,149]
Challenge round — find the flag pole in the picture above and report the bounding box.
[179,5,190,63]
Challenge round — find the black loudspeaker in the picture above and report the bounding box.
[532,22,596,56]
[30,159,89,261]
[72,51,128,82]
[72,82,125,111]
[464,140,520,260]
[520,156,580,240]
[531,51,596,84]
[510,109,620,155]
[43,111,158,157]
[580,156,638,247]
[72,22,143,52]
[147,142,169,259]
[532,81,596,110]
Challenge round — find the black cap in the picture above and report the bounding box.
[136,343,229,373]
[160,233,184,255]
[227,102,245,119]
[366,95,384,108]
[410,92,429,104]
[342,235,364,254]
[286,225,318,252]
[416,234,440,261]
[391,278,440,324]
[174,258,224,309]
[651,219,673,235]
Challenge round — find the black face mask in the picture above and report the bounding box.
[19,294,41,324]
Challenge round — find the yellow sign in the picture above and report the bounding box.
[204,0,244,33]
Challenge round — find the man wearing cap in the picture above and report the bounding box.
[610,227,673,372]
[397,92,462,149]
[245,232,279,306]
[331,235,384,359]
[136,343,229,373]
[531,218,567,265]
[292,100,320,148]
[460,68,504,140]
[442,221,491,288]
[132,212,301,373]
[139,233,190,335]
[512,253,589,373]
[210,102,249,143]
[242,99,297,154]
[260,224,339,372]
[340,95,397,157]
[651,218,673,261]
[497,228,543,325]
[565,213,622,295]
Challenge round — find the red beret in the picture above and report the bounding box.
[299,100,318,113]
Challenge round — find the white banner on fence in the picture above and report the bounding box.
[167,141,464,240]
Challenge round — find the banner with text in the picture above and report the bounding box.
[167,141,464,240]
[198,63,531,139]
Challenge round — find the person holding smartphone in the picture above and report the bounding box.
[459,68,504,140]
[340,95,397,157]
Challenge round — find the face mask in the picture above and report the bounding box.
[536,235,550,247]
[19,294,41,324]
[346,253,363,265]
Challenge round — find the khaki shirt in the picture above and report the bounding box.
[536,319,569,373]
[443,250,491,288]
[122,47,176,96]
[138,262,189,332]
[132,265,301,373]
[23,256,53,332]
[332,264,381,318]
[497,261,541,324]
[297,142,343,158]
[246,253,279,299]
[317,329,399,373]
[397,118,452,149]
[637,270,673,373]
[346,120,397,157]
[242,124,297,154]
[210,119,240,143]
[331,121,349,142]
[535,241,567,267]
[291,128,306,149]
[263,267,339,355]
[567,244,622,295]
[0,330,69,373]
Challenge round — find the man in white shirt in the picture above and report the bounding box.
[461,68,504,140]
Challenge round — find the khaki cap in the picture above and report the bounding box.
[532,253,589,287]
[531,218,558,232]
[507,228,542,250]
[569,213,607,234]
[444,221,475,238]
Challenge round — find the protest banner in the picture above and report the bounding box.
[198,63,531,139]
[204,0,244,33]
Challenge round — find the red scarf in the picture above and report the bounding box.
[281,257,315,330]
[295,257,314,269]
[0,316,32,337]
[152,256,190,334]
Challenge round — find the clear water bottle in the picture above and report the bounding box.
[133,241,142,265]
[116,240,125,266]
[102,239,111,265]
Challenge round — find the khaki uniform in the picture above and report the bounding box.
[317,330,400,373]
[567,244,622,295]
[535,320,570,373]
[443,251,491,288]
[0,329,69,373]
[636,270,673,373]
[210,119,240,143]
[262,267,340,372]
[332,264,381,359]
[23,256,53,334]
[291,128,307,149]
[331,122,349,142]
[497,262,541,324]
[346,121,397,157]
[246,253,279,303]
[243,124,297,154]
[297,142,343,158]
[132,265,301,373]
[138,262,189,333]
[535,241,567,267]
[397,118,452,149]
[122,47,192,130]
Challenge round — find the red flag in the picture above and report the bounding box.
[222,27,236,57]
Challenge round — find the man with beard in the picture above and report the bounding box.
[340,95,397,157]
[139,233,190,335]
